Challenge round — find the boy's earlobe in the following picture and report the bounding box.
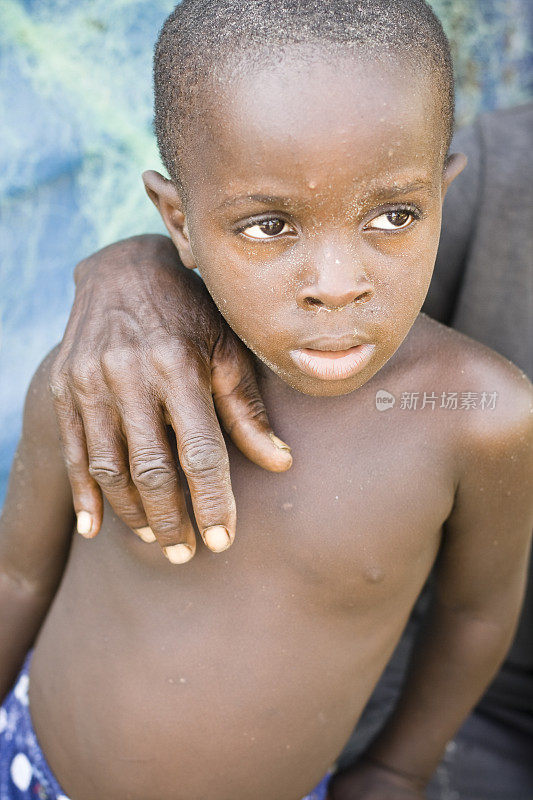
[142,170,196,268]
[442,153,468,199]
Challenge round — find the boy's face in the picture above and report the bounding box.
[147,51,464,396]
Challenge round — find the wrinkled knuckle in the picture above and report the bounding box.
[88,461,129,490]
[180,435,226,479]
[71,358,101,395]
[150,342,187,378]
[131,456,175,492]
[101,347,138,380]
[243,394,268,422]
[235,369,260,397]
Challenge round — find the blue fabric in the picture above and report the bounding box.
[0,653,330,800]
[0,653,70,800]
[302,773,331,800]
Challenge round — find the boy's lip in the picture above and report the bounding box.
[290,343,376,381]
[297,334,370,352]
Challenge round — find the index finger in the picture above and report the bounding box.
[49,381,103,538]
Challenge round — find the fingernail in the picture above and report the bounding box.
[165,543,193,564]
[135,526,156,543]
[77,511,93,537]
[269,433,291,452]
[204,525,231,552]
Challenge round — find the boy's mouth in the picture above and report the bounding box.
[290,343,375,381]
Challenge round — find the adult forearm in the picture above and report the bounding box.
[365,600,519,783]
[73,233,181,287]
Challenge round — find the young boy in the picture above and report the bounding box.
[1,1,532,799]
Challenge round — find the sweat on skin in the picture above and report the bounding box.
[0,15,532,800]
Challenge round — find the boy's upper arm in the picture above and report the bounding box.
[436,364,533,621]
[0,347,75,594]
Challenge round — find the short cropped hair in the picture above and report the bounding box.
[154,0,454,190]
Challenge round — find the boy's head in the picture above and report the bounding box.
[144,0,466,396]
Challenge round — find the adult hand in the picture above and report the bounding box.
[49,234,292,562]
[327,759,427,800]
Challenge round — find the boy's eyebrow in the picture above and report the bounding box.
[216,194,293,210]
[217,180,433,210]
[358,179,433,201]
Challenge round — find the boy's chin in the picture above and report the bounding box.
[289,373,373,397]
[255,354,377,398]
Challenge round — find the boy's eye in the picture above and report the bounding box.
[241,219,292,239]
[365,210,416,231]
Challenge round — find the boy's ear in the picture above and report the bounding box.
[441,152,467,201]
[142,170,195,268]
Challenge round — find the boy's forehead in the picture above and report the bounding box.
[183,51,446,196]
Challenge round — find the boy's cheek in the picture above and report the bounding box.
[191,223,436,366]
[193,244,281,313]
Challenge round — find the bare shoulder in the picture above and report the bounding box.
[10,344,70,499]
[0,345,73,590]
[22,345,65,452]
[411,314,533,454]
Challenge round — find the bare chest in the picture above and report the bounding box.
[223,402,456,611]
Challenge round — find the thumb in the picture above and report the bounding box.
[211,331,292,472]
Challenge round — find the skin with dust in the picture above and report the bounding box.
[4,45,532,800]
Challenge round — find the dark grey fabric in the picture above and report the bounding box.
[428,102,533,688]
[425,103,532,378]
[427,709,533,800]
[339,105,533,798]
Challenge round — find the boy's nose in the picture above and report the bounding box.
[296,254,374,311]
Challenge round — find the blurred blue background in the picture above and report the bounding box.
[1,0,532,504]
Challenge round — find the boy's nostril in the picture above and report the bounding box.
[305,297,324,308]
[355,290,372,304]
[303,290,372,310]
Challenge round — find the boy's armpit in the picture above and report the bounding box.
[0,347,75,594]
[437,355,533,620]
